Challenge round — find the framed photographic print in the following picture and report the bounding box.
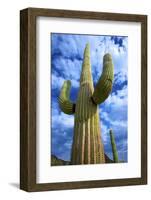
[20,8,147,191]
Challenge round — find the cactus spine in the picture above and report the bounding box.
[59,43,114,165]
[109,129,119,163]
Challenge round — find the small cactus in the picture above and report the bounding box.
[109,129,119,163]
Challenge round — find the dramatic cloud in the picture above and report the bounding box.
[51,33,128,162]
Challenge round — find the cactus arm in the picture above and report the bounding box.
[109,129,119,163]
[59,80,76,115]
[92,53,114,104]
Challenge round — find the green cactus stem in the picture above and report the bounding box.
[109,129,119,163]
[59,80,75,114]
[59,43,114,165]
[92,53,114,104]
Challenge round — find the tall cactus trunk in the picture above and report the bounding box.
[71,44,105,164]
[59,43,114,165]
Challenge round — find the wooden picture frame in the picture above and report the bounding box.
[20,7,147,192]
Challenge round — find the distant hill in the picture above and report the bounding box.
[51,155,70,166]
[51,154,117,166]
[105,154,114,163]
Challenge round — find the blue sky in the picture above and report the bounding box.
[51,33,128,162]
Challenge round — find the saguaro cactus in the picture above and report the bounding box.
[109,129,119,163]
[59,43,114,165]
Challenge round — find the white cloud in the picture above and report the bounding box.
[105,85,127,108]
[51,73,65,89]
[52,73,79,91]
[110,120,127,128]
[64,140,72,149]
[115,71,127,84]
[52,109,74,129]
[100,109,127,132]
[100,121,110,144]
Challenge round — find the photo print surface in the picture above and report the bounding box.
[50,33,128,166]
